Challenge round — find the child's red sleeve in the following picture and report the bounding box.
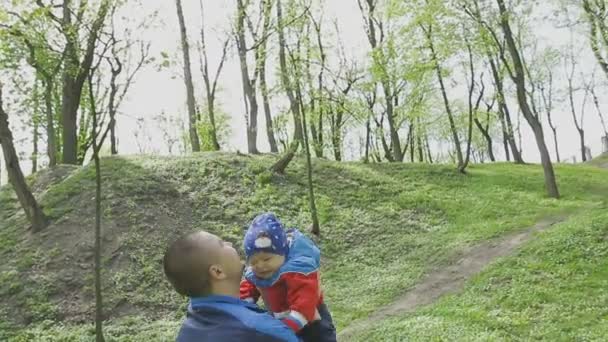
[239,278,260,303]
[280,272,320,333]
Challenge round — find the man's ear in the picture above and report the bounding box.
[208,264,227,280]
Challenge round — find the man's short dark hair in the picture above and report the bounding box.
[163,233,212,297]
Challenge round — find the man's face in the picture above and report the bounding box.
[211,234,244,280]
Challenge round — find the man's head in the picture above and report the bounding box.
[244,213,289,279]
[163,231,243,297]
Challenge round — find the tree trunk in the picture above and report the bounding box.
[364,116,371,163]
[260,60,278,153]
[43,79,58,166]
[175,0,201,152]
[385,86,403,162]
[61,79,79,164]
[236,0,259,154]
[315,19,326,159]
[32,81,40,173]
[86,72,105,342]
[474,117,496,162]
[61,0,111,164]
[591,87,608,136]
[271,0,303,173]
[108,91,118,156]
[199,0,223,151]
[204,93,221,151]
[504,106,522,162]
[305,46,323,159]
[546,111,561,163]
[551,127,560,163]
[579,129,587,162]
[93,130,104,342]
[417,133,424,163]
[300,87,320,237]
[255,0,277,153]
[488,56,523,164]
[374,115,394,162]
[567,75,586,162]
[460,39,478,173]
[332,131,342,161]
[331,107,344,161]
[315,112,324,158]
[497,0,559,198]
[541,78,560,163]
[409,124,415,163]
[109,118,117,155]
[425,133,434,164]
[426,26,464,168]
[502,122,511,161]
[0,86,48,232]
[32,118,39,174]
[107,60,121,155]
[53,85,62,156]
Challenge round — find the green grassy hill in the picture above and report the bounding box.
[589,152,608,168]
[1,153,606,341]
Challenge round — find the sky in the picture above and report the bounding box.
[1,0,607,185]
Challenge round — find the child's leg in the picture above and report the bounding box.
[298,303,337,342]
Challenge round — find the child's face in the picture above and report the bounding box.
[249,252,285,279]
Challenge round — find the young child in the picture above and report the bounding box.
[240,212,337,342]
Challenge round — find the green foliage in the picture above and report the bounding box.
[0,154,606,339]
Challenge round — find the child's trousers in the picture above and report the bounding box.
[298,303,337,342]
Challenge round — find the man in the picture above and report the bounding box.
[163,231,299,342]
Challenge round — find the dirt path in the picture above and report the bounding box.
[338,215,570,340]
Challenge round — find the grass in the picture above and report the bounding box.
[352,208,608,341]
[589,152,608,167]
[0,153,607,340]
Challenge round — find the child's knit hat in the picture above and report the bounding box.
[244,212,289,259]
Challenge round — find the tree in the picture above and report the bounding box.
[565,43,588,162]
[474,97,496,162]
[360,83,378,163]
[460,0,524,164]
[539,65,560,163]
[198,0,228,151]
[235,0,261,154]
[582,0,608,80]
[270,0,305,173]
[305,11,327,158]
[86,71,105,342]
[0,83,48,232]
[104,5,152,155]
[175,0,201,152]
[325,32,363,161]
[54,0,113,164]
[495,0,559,198]
[2,6,65,167]
[255,0,280,153]
[461,31,485,172]
[34,83,42,173]
[590,82,608,137]
[300,75,320,236]
[358,0,406,162]
[419,2,465,169]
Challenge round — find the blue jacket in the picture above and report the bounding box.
[176,295,300,342]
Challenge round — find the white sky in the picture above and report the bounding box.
[1,0,607,185]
